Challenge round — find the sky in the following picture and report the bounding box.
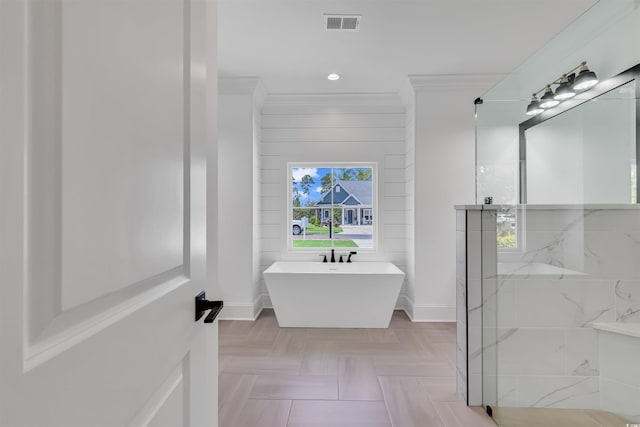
[292,167,330,204]
[291,167,371,205]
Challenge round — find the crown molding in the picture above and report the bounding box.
[218,76,262,95]
[408,74,505,92]
[253,80,267,110]
[263,92,403,106]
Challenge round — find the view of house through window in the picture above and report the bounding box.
[290,164,375,249]
[497,211,517,249]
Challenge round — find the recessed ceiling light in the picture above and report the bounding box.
[327,73,340,81]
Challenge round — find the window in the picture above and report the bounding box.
[496,207,526,252]
[363,209,372,224]
[289,163,375,250]
[496,210,517,249]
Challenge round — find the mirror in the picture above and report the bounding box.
[519,64,640,204]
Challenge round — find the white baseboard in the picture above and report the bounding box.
[399,295,456,322]
[412,303,456,322]
[220,294,455,323]
[218,295,264,321]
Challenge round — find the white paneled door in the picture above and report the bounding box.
[0,0,218,426]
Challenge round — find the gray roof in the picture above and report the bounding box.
[339,180,372,205]
[317,180,372,206]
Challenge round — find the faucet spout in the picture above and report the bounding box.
[330,249,336,263]
[347,251,357,263]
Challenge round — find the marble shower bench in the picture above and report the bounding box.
[593,323,640,421]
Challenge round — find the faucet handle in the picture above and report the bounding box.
[339,255,344,263]
[319,254,328,263]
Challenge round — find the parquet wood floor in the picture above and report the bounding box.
[219,309,494,427]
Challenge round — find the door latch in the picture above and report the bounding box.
[195,291,223,323]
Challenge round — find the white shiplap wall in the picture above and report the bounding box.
[258,94,408,309]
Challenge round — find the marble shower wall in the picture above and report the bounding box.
[490,206,640,410]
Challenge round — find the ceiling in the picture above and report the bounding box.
[218,0,599,94]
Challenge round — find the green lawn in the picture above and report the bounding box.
[292,239,357,248]
[303,224,343,234]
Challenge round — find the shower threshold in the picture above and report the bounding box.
[491,406,635,427]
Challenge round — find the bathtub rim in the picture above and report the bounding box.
[263,260,405,276]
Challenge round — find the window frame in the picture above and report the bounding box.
[287,162,378,253]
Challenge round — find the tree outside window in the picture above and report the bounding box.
[290,165,375,250]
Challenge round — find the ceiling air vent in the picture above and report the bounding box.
[324,14,361,32]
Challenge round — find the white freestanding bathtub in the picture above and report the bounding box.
[263,261,405,328]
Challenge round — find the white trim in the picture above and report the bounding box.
[229,294,455,323]
[341,193,363,206]
[408,74,505,92]
[399,294,456,322]
[264,93,403,106]
[218,294,264,321]
[218,303,256,321]
[287,162,378,253]
[399,78,416,112]
[127,361,185,427]
[412,304,456,322]
[253,79,267,110]
[24,271,186,371]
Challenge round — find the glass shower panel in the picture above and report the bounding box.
[475,100,523,205]
[525,81,636,204]
[487,206,640,425]
[473,1,640,424]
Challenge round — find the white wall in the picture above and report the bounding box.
[409,75,502,321]
[400,80,416,309]
[258,94,408,310]
[218,77,264,319]
[252,83,265,317]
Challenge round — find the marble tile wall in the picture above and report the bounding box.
[458,207,640,414]
[480,211,498,409]
[494,208,640,410]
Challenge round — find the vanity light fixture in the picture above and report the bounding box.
[573,62,599,91]
[539,85,560,109]
[526,94,544,116]
[525,61,598,116]
[554,74,576,100]
[327,73,340,81]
